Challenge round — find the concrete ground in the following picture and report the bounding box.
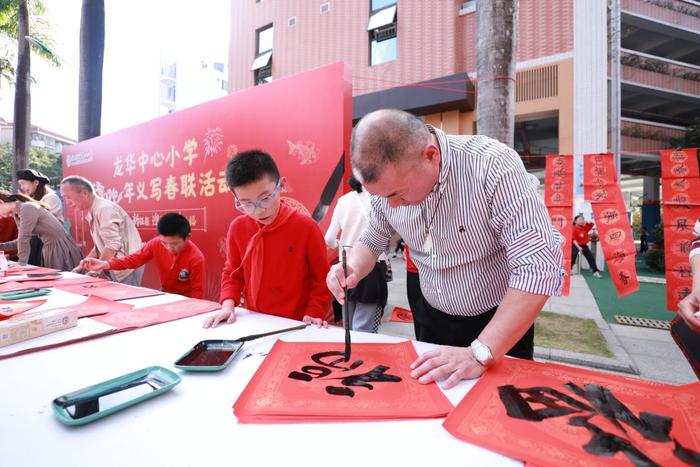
[378,257,697,386]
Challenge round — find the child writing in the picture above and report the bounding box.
[203,150,331,328]
[79,212,205,298]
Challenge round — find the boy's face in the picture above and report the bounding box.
[160,235,189,255]
[232,176,282,225]
[575,217,585,227]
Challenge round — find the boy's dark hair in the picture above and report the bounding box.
[225,150,280,189]
[348,175,363,193]
[157,212,191,239]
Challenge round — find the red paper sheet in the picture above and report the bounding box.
[544,155,574,207]
[41,295,134,319]
[0,275,105,293]
[660,149,700,310]
[0,299,47,319]
[7,266,60,275]
[590,200,639,297]
[443,358,700,466]
[547,206,573,296]
[56,281,164,301]
[234,340,454,423]
[91,298,220,329]
[390,306,414,323]
[660,148,700,180]
[545,155,573,296]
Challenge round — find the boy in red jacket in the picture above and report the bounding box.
[202,149,331,328]
[79,213,205,298]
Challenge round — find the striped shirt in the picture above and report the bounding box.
[690,219,700,259]
[358,126,563,317]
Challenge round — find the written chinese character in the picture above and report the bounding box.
[114,154,124,177]
[165,145,181,168]
[125,152,136,176]
[288,351,401,398]
[164,175,178,200]
[183,138,198,166]
[217,171,229,194]
[150,177,162,201]
[123,182,135,204]
[198,170,216,197]
[180,173,196,198]
[136,181,148,201]
[138,151,149,173]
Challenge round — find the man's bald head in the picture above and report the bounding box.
[351,109,431,183]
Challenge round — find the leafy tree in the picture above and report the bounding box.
[0,142,62,190]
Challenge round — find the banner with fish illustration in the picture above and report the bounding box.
[63,63,352,300]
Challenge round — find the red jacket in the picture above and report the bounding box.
[108,238,205,298]
[574,222,595,246]
[220,203,331,320]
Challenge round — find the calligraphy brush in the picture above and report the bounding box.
[233,323,309,343]
[341,246,352,362]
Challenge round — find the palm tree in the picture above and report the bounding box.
[12,0,30,190]
[476,0,518,148]
[78,0,104,141]
[0,0,60,190]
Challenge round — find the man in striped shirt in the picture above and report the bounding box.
[327,109,563,388]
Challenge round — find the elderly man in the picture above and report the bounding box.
[60,175,144,286]
[327,109,563,389]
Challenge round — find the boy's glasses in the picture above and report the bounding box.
[234,179,281,213]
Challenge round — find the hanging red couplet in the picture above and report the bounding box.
[584,153,639,297]
[660,148,700,311]
[443,358,700,466]
[544,155,573,295]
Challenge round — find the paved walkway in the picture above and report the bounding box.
[378,257,697,385]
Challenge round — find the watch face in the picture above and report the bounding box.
[474,347,489,362]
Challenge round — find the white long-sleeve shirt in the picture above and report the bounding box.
[325,189,386,261]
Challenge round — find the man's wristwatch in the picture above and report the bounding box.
[470,339,494,367]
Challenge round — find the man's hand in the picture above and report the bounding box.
[303,315,328,328]
[410,346,486,389]
[678,291,700,333]
[326,263,360,304]
[79,257,109,272]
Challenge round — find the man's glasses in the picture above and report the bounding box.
[234,179,281,213]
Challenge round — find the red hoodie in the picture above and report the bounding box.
[220,203,331,320]
[108,238,205,298]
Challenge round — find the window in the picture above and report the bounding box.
[320,2,330,14]
[253,24,273,85]
[460,0,476,14]
[257,25,273,54]
[368,2,397,66]
[288,16,297,27]
[371,0,395,11]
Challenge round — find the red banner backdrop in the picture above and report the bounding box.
[544,155,573,295]
[584,153,639,297]
[443,358,700,466]
[62,63,352,300]
[660,148,700,311]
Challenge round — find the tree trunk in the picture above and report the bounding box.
[12,0,31,191]
[476,0,518,148]
[78,0,105,142]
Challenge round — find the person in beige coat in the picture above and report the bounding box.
[60,175,144,286]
